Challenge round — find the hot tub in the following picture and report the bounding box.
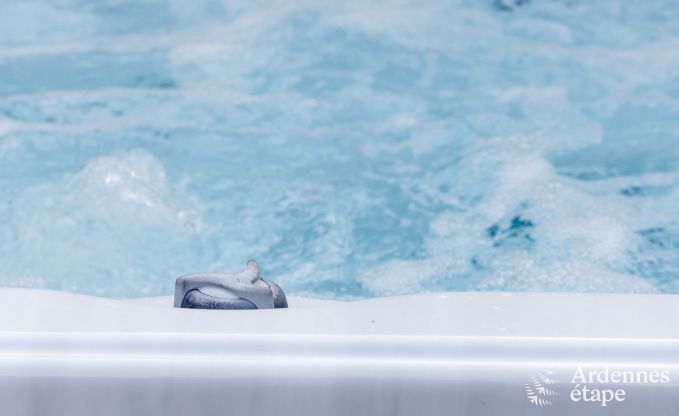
[1,288,677,415]
[3,0,679,415]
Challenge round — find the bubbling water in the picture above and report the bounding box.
[1,0,678,298]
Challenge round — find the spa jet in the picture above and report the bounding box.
[174,260,288,310]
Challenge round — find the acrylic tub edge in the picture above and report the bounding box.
[0,288,677,415]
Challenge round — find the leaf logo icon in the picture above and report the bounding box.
[525,371,560,406]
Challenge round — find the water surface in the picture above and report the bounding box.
[1,0,679,298]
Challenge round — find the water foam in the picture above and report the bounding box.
[1,0,678,298]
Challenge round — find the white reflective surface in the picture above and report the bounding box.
[0,289,678,415]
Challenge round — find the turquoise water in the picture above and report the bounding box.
[1,0,679,299]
